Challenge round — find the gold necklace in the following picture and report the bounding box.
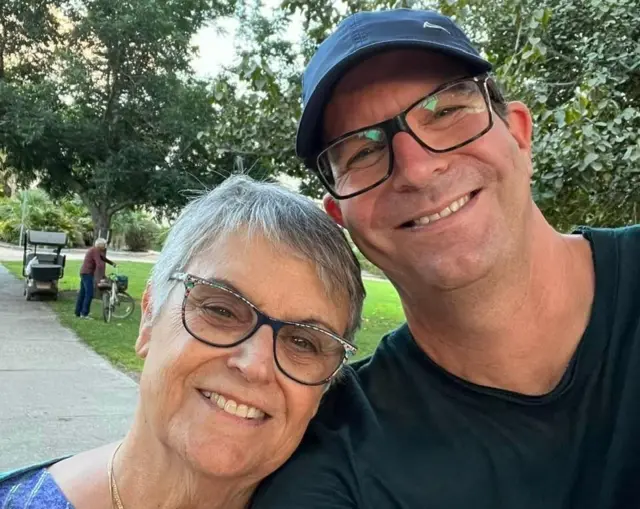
[107,442,125,509]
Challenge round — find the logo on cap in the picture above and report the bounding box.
[423,21,451,35]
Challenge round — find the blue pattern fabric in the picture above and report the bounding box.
[0,466,73,509]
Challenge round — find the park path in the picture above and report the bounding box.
[0,242,158,264]
[0,264,138,471]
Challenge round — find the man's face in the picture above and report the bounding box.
[322,50,534,291]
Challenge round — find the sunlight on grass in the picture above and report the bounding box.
[2,260,404,372]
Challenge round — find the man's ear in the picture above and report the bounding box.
[505,101,534,177]
[323,194,344,227]
[135,283,154,359]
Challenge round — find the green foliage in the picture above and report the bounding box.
[152,225,171,251]
[110,210,165,252]
[243,0,640,228]
[439,0,640,230]
[125,214,160,252]
[354,249,387,279]
[1,0,239,238]
[0,0,63,82]
[0,189,92,246]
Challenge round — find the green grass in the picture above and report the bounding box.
[2,260,403,372]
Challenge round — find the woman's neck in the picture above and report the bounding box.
[112,432,257,509]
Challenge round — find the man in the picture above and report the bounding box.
[74,238,116,318]
[251,8,640,509]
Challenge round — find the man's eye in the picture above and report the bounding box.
[347,143,385,167]
[433,105,465,119]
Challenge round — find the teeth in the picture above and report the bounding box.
[203,391,266,420]
[410,193,471,227]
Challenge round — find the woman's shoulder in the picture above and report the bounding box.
[0,458,73,508]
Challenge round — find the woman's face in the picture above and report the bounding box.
[136,232,350,482]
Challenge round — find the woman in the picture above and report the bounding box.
[0,175,365,509]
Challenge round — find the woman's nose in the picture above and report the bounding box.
[226,325,276,384]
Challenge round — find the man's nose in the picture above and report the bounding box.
[389,132,449,192]
[226,325,276,385]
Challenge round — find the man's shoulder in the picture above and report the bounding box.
[579,224,640,278]
[315,324,411,421]
[577,224,640,243]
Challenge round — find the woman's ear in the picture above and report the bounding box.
[135,283,154,359]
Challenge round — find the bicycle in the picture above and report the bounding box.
[98,271,135,323]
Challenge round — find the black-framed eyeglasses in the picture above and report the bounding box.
[169,272,357,386]
[314,74,495,200]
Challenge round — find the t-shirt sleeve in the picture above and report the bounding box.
[250,448,358,508]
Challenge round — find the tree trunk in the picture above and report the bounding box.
[89,204,112,245]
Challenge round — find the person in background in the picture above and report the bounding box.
[74,237,116,318]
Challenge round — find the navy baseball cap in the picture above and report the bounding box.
[297,9,492,163]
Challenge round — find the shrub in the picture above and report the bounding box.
[0,190,91,246]
[115,210,160,252]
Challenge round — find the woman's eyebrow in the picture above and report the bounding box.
[200,275,342,336]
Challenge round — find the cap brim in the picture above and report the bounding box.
[296,40,492,164]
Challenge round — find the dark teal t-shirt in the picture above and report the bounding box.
[252,226,640,509]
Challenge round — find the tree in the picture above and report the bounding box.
[1,0,237,238]
[200,4,319,195]
[0,0,63,82]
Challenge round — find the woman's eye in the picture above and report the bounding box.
[290,336,319,353]
[203,305,235,318]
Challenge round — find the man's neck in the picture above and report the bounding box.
[399,215,595,395]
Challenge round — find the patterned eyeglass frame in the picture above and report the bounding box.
[169,272,357,386]
[313,74,495,200]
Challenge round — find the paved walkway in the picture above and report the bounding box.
[0,265,139,471]
[0,242,388,281]
[0,242,158,264]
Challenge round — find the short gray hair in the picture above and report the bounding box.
[150,175,365,341]
[94,238,107,248]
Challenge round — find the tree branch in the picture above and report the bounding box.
[107,200,137,216]
[501,16,524,78]
[103,46,125,124]
[0,19,7,80]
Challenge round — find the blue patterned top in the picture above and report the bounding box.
[0,463,73,509]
